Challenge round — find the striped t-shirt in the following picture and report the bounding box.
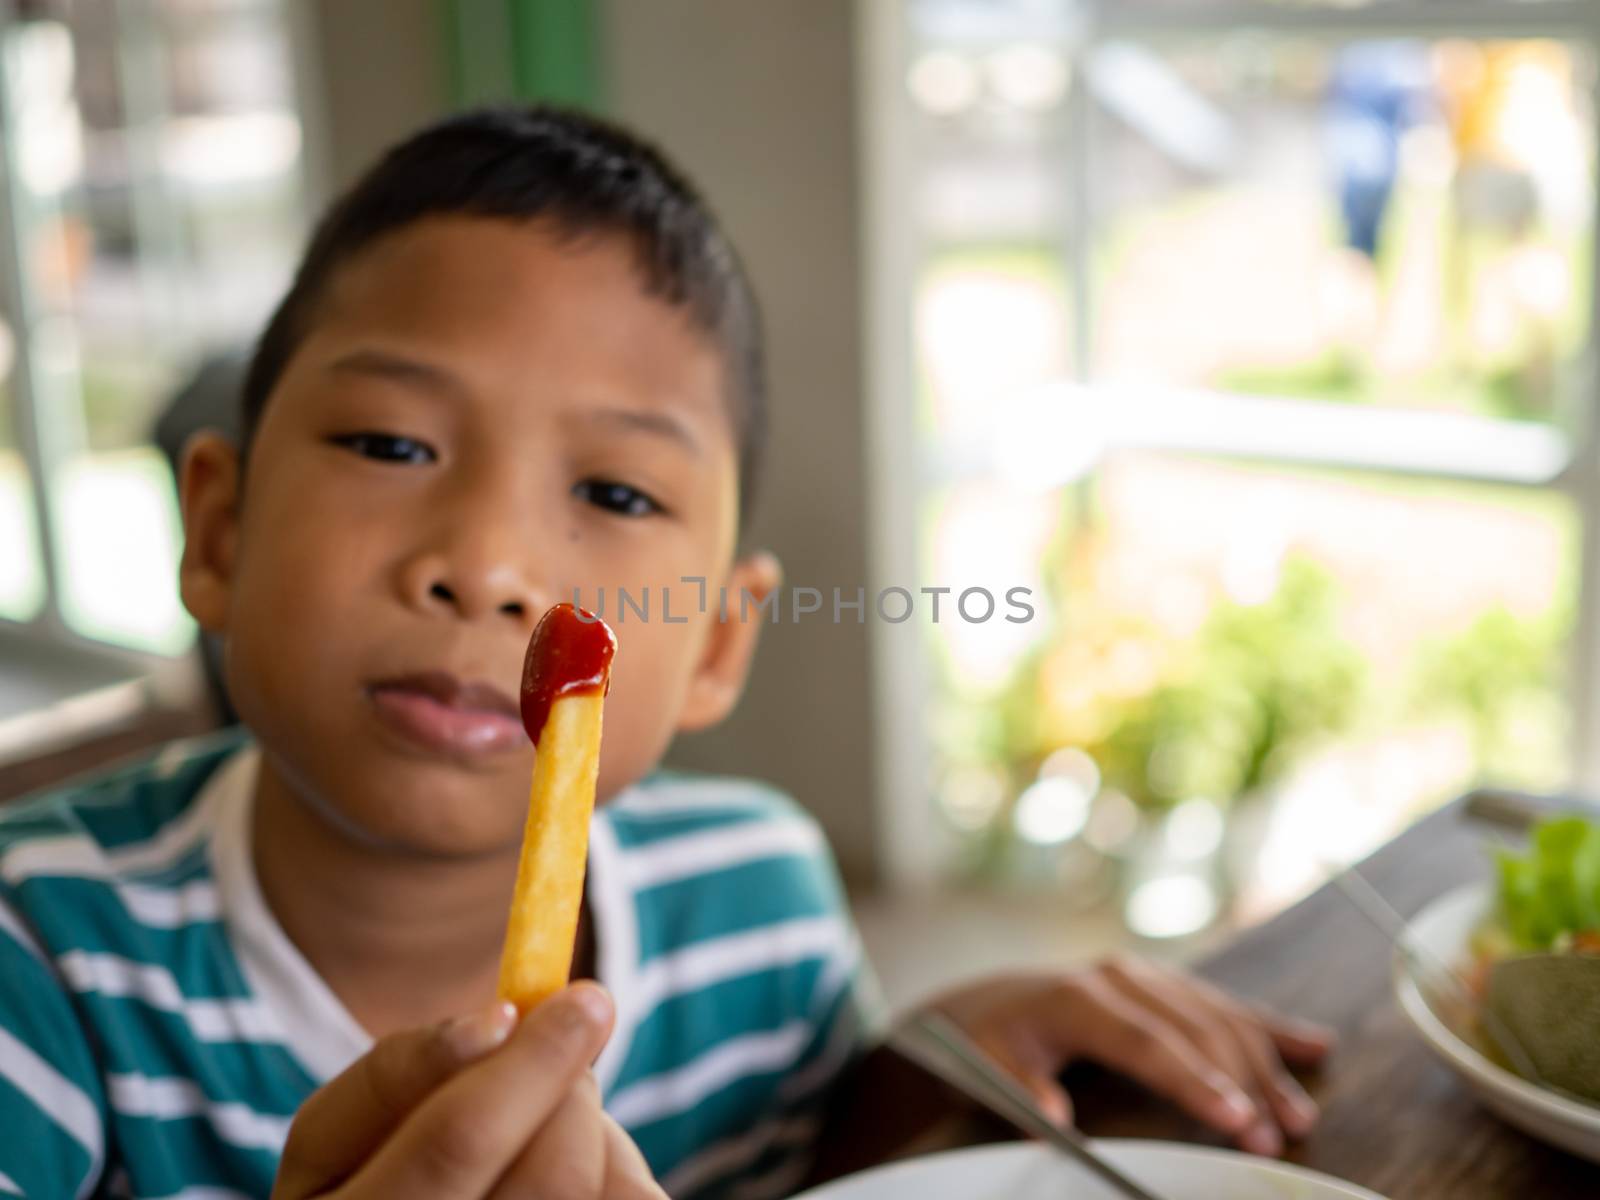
[0,729,876,1199]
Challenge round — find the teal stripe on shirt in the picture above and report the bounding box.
[0,919,105,1198]
[0,1070,96,1198]
[649,976,865,1198]
[11,731,246,853]
[631,853,845,959]
[100,1102,281,1197]
[67,998,311,1110]
[611,957,833,1086]
[7,877,232,966]
[625,1055,816,1183]
[604,805,783,847]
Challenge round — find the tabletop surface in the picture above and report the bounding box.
[1062,799,1600,1198]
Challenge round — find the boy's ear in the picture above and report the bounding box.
[675,551,783,734]
[177,431,242,635]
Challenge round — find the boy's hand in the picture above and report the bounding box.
[926,956,1334,1158]
[272,983,666,1200]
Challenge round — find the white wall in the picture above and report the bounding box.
[602,0,882,881]
[297,0,447,197]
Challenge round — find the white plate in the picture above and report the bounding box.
[790,1140,1388,1200]
[1396,883,1600,1162]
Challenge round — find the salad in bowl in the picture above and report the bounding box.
[1397,814,1600,1161]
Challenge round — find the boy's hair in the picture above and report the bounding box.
[242,105,767,529]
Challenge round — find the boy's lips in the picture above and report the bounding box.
[366,671,526,758]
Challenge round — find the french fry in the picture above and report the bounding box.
[498,603,616,1013]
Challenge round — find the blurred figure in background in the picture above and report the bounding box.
[1325,41,1433,263]
[1437,41,1583,415]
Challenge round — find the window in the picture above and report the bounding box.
[865,0,1600,936]
[0,0,307,657]
[0,304,44,622]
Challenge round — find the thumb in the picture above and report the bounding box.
[1018,1073,1074,1131]
[977,1033,1074,1130]
[273,1001,518,1199]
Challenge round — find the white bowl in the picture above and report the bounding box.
[790,1140,1388,1200]
[1396,883,1600,1162]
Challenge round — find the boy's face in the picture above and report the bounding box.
[179,217,778,858]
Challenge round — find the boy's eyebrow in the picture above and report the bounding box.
[328,348,705,457]
[575,407,704,458]
[326,348,464,396]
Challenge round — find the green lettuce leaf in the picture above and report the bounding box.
[1496,817,1600,952]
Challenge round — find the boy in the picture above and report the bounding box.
[0,108,1330,1199]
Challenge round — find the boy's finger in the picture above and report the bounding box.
[1256,1008,1337,1066]
[1023,1076,1073,1130]
[1110,968,1300,1155]
[1152,963,1334,1069]
[273,1002,517,1198]
[1097,1015,1256,1136]
[601,1113,670,1198]
[1095,962,1280,1151]
[484,1077,605,1200]
[1218,1008,1319,1144]
[1057,981,1257,1137]
[1098,961,1255,1094]
[974,1033,1074,1129]
[346,983,614,1200]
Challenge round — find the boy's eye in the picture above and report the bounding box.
[330,432,437,465]
[574,479,663,518]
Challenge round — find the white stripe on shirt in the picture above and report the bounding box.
[588,813,641,1096]
[101,794,218,876]
[57,952,281,1043]
[107,1074,291,1152]
[0,1024,103,1161]
[660,1113,818,1198]
[608,780,782,818]
[205,749,371,1085]
[607,1022,813,1127]
[0,893,46,962]
[0,1168,21,1195]
[1,777,214,883]
[631,914,849,1012]
[115,879,221,927]
[2,830,222,928]
[617,820,823,890]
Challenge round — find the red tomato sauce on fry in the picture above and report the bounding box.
[519,603,617,745]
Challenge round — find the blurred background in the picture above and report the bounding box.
[1,0,1596,1006]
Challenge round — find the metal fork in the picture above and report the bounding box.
[1327,865,1548,1089]
[890,1010,1173,1200]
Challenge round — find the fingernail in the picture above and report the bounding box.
[1286,1090,1319,1134]
[441,1001,517,1060]
[1243,1121,1283,1157]
[1291,1018,1335,1044]
[1206,1073,1256,1127]
[564,982,614,1030]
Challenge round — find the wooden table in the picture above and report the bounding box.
[1061,799,1600,1197]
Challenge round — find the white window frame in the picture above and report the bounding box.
[0,0,327,758]
[0,0,325,660]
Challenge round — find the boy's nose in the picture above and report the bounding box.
[398,551,544,627]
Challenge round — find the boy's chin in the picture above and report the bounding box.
[307,761,527,860]
[349,803,523,860]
